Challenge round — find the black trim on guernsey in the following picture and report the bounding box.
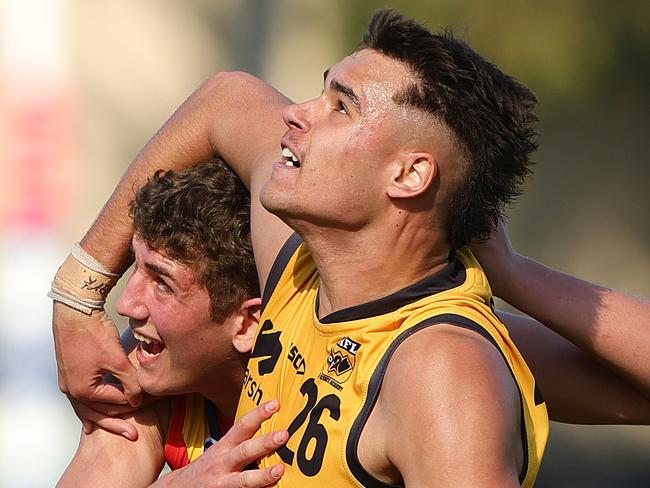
[317,253,466,324]
[345,314,530,487]
[204,399,223,443]
[261,233,303,312]
[205,399,258,471]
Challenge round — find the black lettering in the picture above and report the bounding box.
[288,345,298,362]
[252,383,263,406]
[288,344,306,375]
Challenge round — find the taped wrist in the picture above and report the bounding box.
[48,243,120,314]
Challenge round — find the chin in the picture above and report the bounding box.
[138,373,178,397]
[260,185,294,220]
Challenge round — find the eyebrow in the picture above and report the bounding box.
[322,68,362,114]
[144,261,180,287]
[332,79,362,113]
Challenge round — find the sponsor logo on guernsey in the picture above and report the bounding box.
[250,320,282,376]
[288,343,306,375]
[319,336,361,390]
[243,367,264,406]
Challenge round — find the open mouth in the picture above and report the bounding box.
[281,146,301,168]
[133,330,165,358]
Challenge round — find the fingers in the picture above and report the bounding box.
[101,343,144,407]
[220,463,285,488]
[223,429,288,471]
[87,382,131,405]
[221,400,280,449]
[71,400,139,440]
[75,399,140,417]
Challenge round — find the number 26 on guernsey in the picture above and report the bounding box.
[277,378,341,476]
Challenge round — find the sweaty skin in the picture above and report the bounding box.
[53,32,649,487]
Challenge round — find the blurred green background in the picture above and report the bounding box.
[0,0,647,486]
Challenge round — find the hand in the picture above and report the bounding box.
[154,400,288,487]
[53,303,144,437]
[68,393,157,440]
[470,220,521,299]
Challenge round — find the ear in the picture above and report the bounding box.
[232,297,262,353]
[386,153,437,199]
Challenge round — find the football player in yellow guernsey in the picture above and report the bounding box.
[231,11,549,485]
[49,8,650,488]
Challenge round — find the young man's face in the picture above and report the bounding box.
[260,49,420,231]
[117,235,238,397]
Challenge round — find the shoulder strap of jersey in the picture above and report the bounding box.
[346,313,530,487]
[261,232,303,311]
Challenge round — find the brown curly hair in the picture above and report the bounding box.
[130,158,259,322]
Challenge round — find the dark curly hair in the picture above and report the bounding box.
[130,159,259,322]
[363,9,537,249]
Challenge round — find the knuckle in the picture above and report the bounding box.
[233,417,248,433]
[237,473,251,488]
[238,439,252,461]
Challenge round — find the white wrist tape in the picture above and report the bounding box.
[48,243,120,315]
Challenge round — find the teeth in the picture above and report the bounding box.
[140,348,158,358]
[133,330,158,345]
[281,147,300,166]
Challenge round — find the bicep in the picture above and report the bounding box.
[382,326,522,487]
[500,311,650,424]
[58,403,167,488]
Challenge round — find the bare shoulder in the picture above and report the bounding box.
[377,324,522,487]
[384,324,517,396]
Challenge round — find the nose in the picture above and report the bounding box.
[282,101,310,133]
[116,271,148,321]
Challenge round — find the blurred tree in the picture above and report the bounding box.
[338,0,650,110]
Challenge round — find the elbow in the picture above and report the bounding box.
[203,71,266,98]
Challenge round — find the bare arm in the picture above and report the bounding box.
[53,72,293,423]
[381,326,522,487]
[472,222,650,397]
[499,311,650,424]
[58,401,168,487]
[59,400,289,488]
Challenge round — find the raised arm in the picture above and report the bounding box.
[498,311,650,423]
[52,72,293,428]
[472,222,650,403]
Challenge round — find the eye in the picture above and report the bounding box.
[335,100,348,115]
[155,277,172,294]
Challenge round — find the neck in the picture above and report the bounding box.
[299,220,451,319]
[201,353,247,421]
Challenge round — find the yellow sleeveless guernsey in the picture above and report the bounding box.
[237,235,548,487]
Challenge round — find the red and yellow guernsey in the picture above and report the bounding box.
[164,393,232,470]
[236,234,549,487]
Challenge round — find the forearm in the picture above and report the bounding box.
[58,426,164,487]
[500,254,650,394]
[80,71,290,271]
[500,311,650,423]
[80,78,221,271]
